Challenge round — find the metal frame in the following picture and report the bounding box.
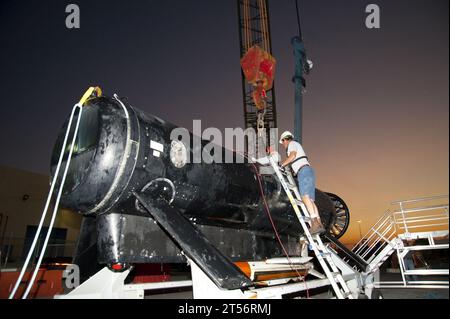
[57,266,193,299]
[192,259,322,299]
[352,195,449,289]
[58,250,366,299]
[56,260,329,299]
[190,257,362,299]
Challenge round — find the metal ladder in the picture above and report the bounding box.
[268,157,354,299]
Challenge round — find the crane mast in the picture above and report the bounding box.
[237,0,277,156]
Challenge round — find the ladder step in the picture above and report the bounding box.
[324,271,342,281]
[288,183,297,190]
[343,291,353,298]
[316,252,331,258]
[298,216,311,222]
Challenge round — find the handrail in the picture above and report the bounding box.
[391,195,448,205]
[352,195,449,266]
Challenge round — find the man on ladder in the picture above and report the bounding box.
[254,132,354,299]
[279,131,325,235]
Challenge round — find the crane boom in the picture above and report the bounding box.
[237,0,277,155]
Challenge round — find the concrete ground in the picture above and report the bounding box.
[377,271,449,299]
[144,271,449,299]
[378,287,448,299]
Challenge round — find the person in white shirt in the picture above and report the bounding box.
[279,131,325,235]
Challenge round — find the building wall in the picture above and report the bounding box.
[0,165,82,260]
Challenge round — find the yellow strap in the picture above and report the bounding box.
[78,86,102,106]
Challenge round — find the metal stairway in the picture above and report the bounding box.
[268,157,354,299]
[352,195,449,288]
[352,210,401,274]
[323,233,368,273]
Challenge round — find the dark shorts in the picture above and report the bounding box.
[297,166,316,201]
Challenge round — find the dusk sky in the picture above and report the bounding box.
[0,0,448,244]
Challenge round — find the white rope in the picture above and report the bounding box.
[9,103,83,299]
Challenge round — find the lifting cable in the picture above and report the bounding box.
[242,0,247,51]
[295,0,303,40]
[258,0,266,51]
[9,87,100,299]
[260,0,270,52]
[243,0,251,52]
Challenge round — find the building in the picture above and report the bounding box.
[0,165,82,267]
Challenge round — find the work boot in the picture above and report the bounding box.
[309,218,325,235]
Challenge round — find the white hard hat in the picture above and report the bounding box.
[279,131,294,144]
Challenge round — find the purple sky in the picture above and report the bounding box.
[0,0,448,243]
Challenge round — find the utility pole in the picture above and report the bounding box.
[292,0,311,143]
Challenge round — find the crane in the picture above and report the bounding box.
[237,0,277,156]
[237,1,349,238]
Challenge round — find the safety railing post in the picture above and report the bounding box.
[399,201,409,236]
